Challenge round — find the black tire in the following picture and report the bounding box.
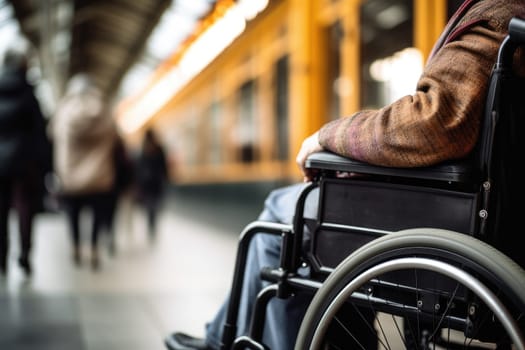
[295,228,525,350]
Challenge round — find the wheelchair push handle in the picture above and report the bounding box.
[509,17,525,42]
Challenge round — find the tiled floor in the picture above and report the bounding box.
[0,187,268,350]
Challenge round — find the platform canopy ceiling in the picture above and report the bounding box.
[3,0,216,103]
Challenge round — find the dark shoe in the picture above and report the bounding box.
[164,332,211,350]
[18,257,32,276]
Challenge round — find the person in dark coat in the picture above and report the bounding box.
[0,40,51,277]
[135,128,168,240]
[107,134,134,255]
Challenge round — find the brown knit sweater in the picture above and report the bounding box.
[318,0,525,167]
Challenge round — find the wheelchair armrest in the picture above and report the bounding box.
[305,151,477,183]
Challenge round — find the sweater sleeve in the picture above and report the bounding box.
[318,24,503,168]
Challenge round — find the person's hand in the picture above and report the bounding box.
[296,131,324,182]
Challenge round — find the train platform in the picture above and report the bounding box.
[0,184,275,350]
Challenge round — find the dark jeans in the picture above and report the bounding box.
[0,177,39,270]
[60,191,116,250]
[136,186,164,237]
[204,183,378,349]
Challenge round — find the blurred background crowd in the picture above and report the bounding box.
[0,0,465,348]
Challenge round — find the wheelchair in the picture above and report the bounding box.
[219,17,525,350]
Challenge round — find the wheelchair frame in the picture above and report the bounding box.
[220,17,525,350]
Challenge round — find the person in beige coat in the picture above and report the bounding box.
[51,73,118,270]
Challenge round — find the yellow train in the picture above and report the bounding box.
[116,0,463,185]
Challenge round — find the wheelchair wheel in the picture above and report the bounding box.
[295,228,525,350]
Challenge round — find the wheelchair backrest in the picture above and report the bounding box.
[478,17,525,267]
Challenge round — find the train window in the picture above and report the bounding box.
[274,55,289,161]
[326,20,343,121]
[208,101,222,165]
[183,109,199,166]
[237,80,258,163]
[359,0,414,109]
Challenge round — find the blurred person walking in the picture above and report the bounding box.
[135,128,168,241]
[0,39,51,277]
[108,134,134,255]
[50,73,119,271]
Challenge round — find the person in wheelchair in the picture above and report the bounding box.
[165,0,525,349]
